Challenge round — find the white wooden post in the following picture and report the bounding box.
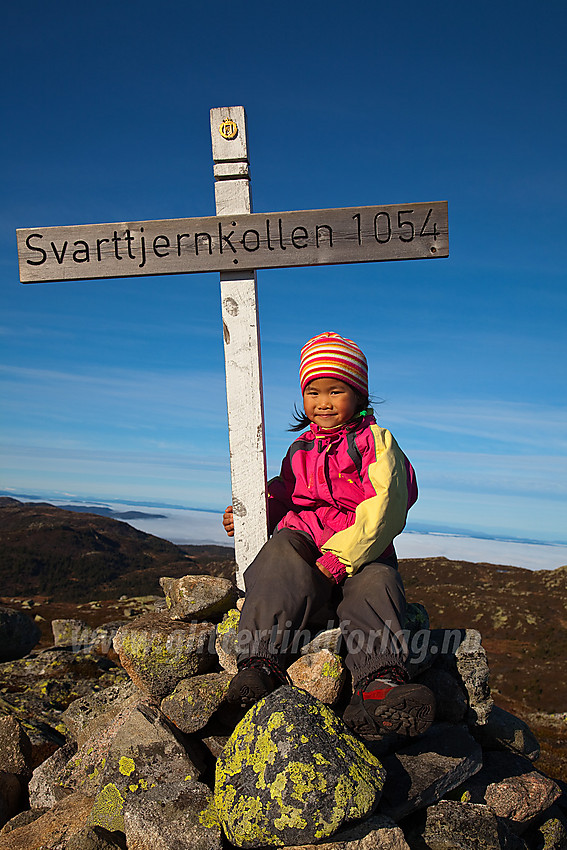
[210,106,268,589]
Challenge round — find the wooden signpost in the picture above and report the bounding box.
[16,105,449,588]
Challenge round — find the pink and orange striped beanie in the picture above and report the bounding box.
[299,332,368,396]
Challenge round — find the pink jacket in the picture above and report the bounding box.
[267,413,417,583]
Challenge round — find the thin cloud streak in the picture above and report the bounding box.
[0,364,228,429]
[2,443,228,471]
[387,398,567,451]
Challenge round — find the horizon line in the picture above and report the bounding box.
[2,489,567,549]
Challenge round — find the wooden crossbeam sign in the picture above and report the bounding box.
[16,106,449,588]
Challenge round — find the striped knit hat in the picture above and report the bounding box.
[299,332,368,396]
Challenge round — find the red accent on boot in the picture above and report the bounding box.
[362,686,395,701]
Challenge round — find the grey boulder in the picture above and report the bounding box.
[215,686,386,848]
[0,606,41,662]
[123,779,222,850]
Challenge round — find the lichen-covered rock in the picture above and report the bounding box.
[280,814,410,848]
[459,750,561,834]
[63,680,142,747]
[215,608,240,674]
[484,770,562,834]
[28,740,77,808]
[413,799,527,849]
[52,619,124,657]
[88,623,126,659]
[0,716,33,782]
[123,779,222,850]
[300,628,343,656]
[58,703,202,833]
[113,613,216,700]
[159,575,236,621]
[0,792,96,850]
[472,704,540,761]
[378,723,483,822]
[0,606,41,662]
[52,618,90,648]
[524,806,567,850]
[287,651,346,705]
[161,672,232,734]
[453,629,494,725]
[0,648,111,685]
[215,686,385,849]
[0,648,127,764]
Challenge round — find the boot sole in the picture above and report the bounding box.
[346,683,436,740]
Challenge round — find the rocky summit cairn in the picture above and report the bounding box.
[0,575,565,849]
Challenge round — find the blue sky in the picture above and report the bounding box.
[1,0,566,546]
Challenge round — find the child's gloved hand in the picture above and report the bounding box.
[222,505,235,537]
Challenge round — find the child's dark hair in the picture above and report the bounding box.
[289,392,372,432]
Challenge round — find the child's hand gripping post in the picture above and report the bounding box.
[222,505,235,537]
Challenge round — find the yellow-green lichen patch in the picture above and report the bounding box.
[119,756,136,776]
[229,793,265,839]
[217,608,240,635]
[88,782,126,832]
[198,795,221,829]
[273,802,307,833]
[287,760,327,802]
[321,656,343,678]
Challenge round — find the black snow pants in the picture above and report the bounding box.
[236,527,408,688]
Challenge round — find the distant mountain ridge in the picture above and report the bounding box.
[0,497,235,601]
[0,490,221,514]
[54,504,167,520]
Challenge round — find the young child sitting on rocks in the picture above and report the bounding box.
[222,331,435,740]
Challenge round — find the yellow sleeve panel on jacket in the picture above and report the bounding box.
[320,425,409,575]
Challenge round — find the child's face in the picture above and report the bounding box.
[303,378,359,429]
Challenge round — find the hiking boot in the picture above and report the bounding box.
[343,673,436,741]
[225,658,287,710]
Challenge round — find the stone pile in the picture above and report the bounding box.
[0,573,565,849]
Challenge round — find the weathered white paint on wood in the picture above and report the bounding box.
[211,106,268,588]
[17,201,449,283]
[213,161,250,180]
